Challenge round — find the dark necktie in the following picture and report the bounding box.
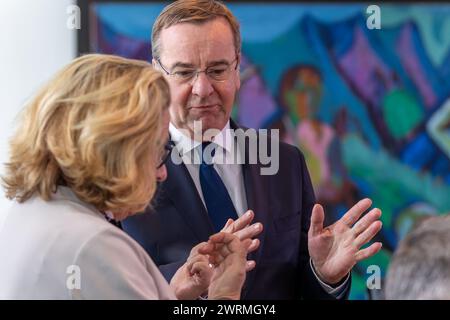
[199,142,239,232]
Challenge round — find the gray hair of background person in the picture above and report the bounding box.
[385,215,450,300]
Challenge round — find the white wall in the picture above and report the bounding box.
[0,0,76,226]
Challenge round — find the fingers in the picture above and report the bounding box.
[198,233,254,257]
[187,254,210,275]
[208,231,245,250]
[221,210,254,233]
[356,242,383,262]
[190,263,213,286]
[203,235,256,274]
[186,249,213,287]
[352,208,381,236]
[223,218,234,231]
[340,198,372,227]
[233,222,263,241]
[211,257,256,272]
[218,238,251,269]
[197,242,215,255]
[241,238,253,252]
[219,211,262,256]
[206,233,249,265]
[189,241,209,256]
[309,204,325,237]
[205,232,236,265]
[246,260,256,272]
[215,236,249,261]
[247,238,260,254]
[354,220,382,248]
[208,231,232,244]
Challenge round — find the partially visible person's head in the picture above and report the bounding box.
[2,54,170,219]
[385,215,450,299]
[279,65,322,124]
[151,0,241,138]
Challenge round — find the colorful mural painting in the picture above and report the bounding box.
[81,2,450,299]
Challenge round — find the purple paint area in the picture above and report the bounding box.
[396,23,436,109]
[238,74,278,129]
[339,28,394,106]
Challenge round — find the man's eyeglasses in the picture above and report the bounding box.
[157,141,175,169]
[156,57,239,84]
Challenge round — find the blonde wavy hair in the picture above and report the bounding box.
[2,54,170,216]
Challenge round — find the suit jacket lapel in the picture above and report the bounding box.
[231,120,271,296]
[162,149,215,242]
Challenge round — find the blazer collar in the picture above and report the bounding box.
[237,122,271,297]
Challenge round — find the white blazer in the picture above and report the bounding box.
[0,186,175,300]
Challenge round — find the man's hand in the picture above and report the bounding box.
[199,232,252,300]
[170,242,213,300]
[221,210,263,271]
[308,198,383,285]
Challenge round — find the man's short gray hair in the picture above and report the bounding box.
[385,215,450,299]
[151,0,241,60]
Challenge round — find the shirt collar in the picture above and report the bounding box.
[169,121,234,156]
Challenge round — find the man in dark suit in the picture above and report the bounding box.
[123,0,383,299]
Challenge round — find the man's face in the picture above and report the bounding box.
[155,18,240,138]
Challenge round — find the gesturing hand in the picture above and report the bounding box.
[221,210,263,271]
[308,198,383,285]
[199,232,252,300]
[170,242,213,300]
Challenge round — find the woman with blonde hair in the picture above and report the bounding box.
[0,54,253,299]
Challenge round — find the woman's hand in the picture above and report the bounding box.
[170,242,213,300]
[199,232,252,300]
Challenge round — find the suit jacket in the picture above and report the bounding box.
[122,121,350,299]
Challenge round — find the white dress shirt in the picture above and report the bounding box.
[169,121,248,216]
[0,187,175,300]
